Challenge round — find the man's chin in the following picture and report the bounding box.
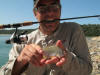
[47,28,57,32]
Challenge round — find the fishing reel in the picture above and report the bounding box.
[6,27,28,44]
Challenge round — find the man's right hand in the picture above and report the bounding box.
[17,44,44,66]
[12,44,44,75]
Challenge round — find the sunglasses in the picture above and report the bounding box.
[35,4,61,14]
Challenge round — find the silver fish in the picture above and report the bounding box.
[43,45,63,59]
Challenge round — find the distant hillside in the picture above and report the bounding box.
[0,29,36,34]
[81,24,100,36]
[0,23,100,36]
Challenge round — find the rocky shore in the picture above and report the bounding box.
[86,36,100,75]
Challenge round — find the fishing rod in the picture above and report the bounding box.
[1,14,100,44]
[0,14,100,29]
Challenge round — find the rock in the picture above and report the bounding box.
[86,36,100,75]
[98,64,100,71]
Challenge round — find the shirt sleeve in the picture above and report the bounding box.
[0,44,23,75]
[63,23,93,75]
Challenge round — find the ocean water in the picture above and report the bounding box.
[0,35,12,67]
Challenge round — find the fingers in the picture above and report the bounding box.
[55,40,68,66]
[56,40,67,56]
[43,40,67,66]
[56,40,62,47]
[18,42,67,67]
[40,59,47,66]
[45,57,60,64]
[56,40,65,51]
[43,56,66,67]
[27,45,43,60]
[30,55,42,66]
[17,54,30,65]
[56,57,66,66]
[27,44,44,55]
[18,44,44,67]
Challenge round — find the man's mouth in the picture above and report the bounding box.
[41,18,58,22]
[47,18,58,22]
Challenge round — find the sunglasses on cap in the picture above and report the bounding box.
[35,4,61,14]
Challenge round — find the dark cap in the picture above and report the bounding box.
[34,0,60,8]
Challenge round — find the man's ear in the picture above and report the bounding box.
[33,8,39,20]
[33,8,36,16]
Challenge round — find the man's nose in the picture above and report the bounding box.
[46,9,55,16]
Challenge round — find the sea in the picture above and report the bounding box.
[0,35,12,67]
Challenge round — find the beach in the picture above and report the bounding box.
[86,36,100,75]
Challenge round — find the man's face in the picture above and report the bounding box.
[34,0,61,34]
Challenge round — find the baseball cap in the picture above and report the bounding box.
[33,0,60,8]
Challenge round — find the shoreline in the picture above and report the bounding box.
[0,34,11,36]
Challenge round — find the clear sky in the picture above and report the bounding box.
[0,0,100,29]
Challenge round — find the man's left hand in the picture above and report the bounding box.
[41,40,67,66]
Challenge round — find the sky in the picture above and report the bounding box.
[0,0,100,29]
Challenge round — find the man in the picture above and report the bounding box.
[0,0,92,75]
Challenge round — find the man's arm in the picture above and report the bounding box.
[63,24,93,75]
[11,44,44,75]
[40,23,93,75]
[0,44,22,75]
[0,43,44,75]
[0,44,30,75]
[11,59,29,75]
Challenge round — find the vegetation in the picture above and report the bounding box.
[81,24,100,36]
[0,29,35,34]
[0,24,100,36]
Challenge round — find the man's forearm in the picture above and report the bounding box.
[12,58,29,75]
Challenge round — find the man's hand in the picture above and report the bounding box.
[41,40,67,66]
[12,44,45,75]
[17,44,44,66]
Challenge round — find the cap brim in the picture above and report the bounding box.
[34,0,60,8]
